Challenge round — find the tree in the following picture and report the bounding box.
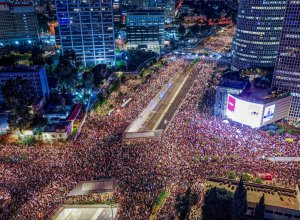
[54,50,80,93]
[202,187,233,220]
[231,179,248,220]
[190,24,200,35]
[254,194,265,220]
[0,55,18,66]
[178,25,186,37]
[2,77,36,133]
[45,57,54,76]
[175,187,198,220]
[31,46,45,65]
[92,64,109,86]
[32,115,48,130]
[62,49,82,68]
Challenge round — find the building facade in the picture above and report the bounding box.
[55,0,116,66]
[272,0,300,125]
[126,10,164,54]
[164,0,175,23]
[0,66,49,104]
[0,1,39,45]
[232,0,287,70]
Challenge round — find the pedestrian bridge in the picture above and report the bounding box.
[266,157,300,162]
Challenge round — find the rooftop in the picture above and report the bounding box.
[68,179,117,196]
[218,78,248,90]
[237,86,290,104]
[206,178,299,210]
[0,66,43,73]
[66,104,82,121]
[44,121,70,133]
[54,204,119,220]
[127,9,164,15]
[218,77,290,104]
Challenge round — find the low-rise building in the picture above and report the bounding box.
[0,66,50,104]
[0,113,8,134]
[41,121,71,142]
[214,75,292,128]
[206,177,300,220]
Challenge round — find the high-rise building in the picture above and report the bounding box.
[55,0,116,66]
[113,0,122,24]
[272,0,300,125]
[122,0,143,9]
[0,1,39,45]
[164,0,175,23]
[232,0,287,70]
[126,10,164,54]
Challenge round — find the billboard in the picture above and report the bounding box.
[226,95,264,128]
[263,104,275,123]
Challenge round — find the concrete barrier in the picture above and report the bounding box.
[124,129,163,139]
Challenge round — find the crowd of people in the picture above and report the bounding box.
[0,26,299,220]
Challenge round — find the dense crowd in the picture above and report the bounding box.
[0,27,299,220]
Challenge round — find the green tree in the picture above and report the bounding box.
[227,171,237,180]
[202,187,233,220]
[254,194,265,220]
[231,179,248,220]
[190,24,200,35]
[2,77,36,133]
[54,50,80,93]
[0,55,18,66]
[178,25,186,37]
[31,46,45,65]
[32,115,48,131]
[62,49,82,68]
[175,187,198,220]
[92,64,108,86]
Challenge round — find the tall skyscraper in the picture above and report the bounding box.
[55,0,116,66]
[232,0,287,70]
[272,0,300,125]
[164,0,175,23]
[0,1,39,45]
[126,10,164,54]
[122,0,143,9]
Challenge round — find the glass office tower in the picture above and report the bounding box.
[55,0,115,66]
[232,0,287,70]
[272,0,300,125]
[126,10,165,54]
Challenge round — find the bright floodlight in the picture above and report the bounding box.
[28,40,32,44]
[15,41,19,45]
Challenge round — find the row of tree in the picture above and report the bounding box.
[172,179,266,220]
[0,45,50,66]
[202,180,265,220]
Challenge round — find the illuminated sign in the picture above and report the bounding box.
[263,104,275,123]
[226,95,264,128]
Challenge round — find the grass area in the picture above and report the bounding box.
[70,127,78,138]
[150,190,170,220]
[154,190,170,207]
[277,123,300,134]
[18,136,35,146]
